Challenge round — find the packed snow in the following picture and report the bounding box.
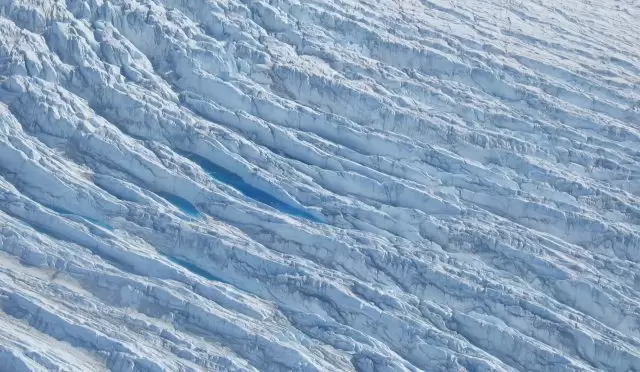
[0,0,639,370]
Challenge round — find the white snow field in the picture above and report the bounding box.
[0,0,639,370]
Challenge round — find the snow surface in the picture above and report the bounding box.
[0,0,639,370]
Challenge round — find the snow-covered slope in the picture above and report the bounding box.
[0,0,639,370]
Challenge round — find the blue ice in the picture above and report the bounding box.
[43,204,113,231]
[157,192,200,217]
[179,151,321,222]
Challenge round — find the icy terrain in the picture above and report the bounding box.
[0,0,639,370]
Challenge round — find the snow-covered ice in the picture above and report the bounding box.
[0,0,639,370]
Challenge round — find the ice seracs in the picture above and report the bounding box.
[0,0,639,370]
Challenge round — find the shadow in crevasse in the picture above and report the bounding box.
[176,150,322,223]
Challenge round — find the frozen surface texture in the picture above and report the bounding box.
[0,0,639,370]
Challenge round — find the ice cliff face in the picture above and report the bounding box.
[0,0,639,370]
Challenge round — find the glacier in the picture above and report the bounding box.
[0,0,639,370]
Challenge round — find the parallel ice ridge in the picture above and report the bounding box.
[0,0,639,370]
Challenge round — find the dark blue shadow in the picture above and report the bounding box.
[165,255,229,284]
[262,144,314,167]
[20,218,65,239]
[93,178,140,203]
[177,151,321,223]
[42,204,113,231]
[157,193,199,217]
